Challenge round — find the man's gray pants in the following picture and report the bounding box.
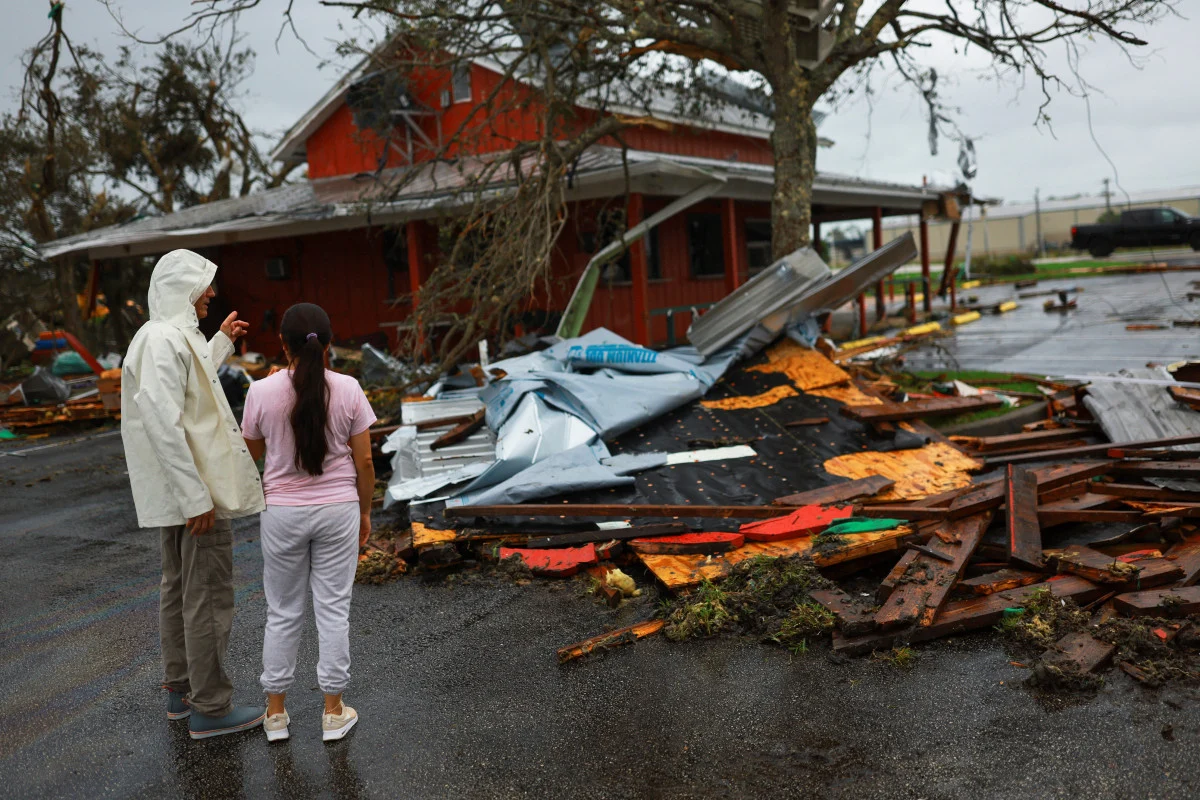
[160,520,235,718]
[259,502,359,695]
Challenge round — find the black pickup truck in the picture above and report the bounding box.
[1071,207,1200,257]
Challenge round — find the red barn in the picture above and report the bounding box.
[44,53,950,355]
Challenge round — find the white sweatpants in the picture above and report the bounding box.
[259,501,359,695]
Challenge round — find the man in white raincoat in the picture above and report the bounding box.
[121,249,267,740]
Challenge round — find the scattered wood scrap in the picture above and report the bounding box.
[1113,587,1200,617]
[1041,632,1116,674]
[841,395,1004,423]
[773,475,894,507]
[429,408,487,450]
[556,620,665,663]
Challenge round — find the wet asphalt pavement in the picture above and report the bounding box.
[4,431,1200,798]
[906,271,1200,376]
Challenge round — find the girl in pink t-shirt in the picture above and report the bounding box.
[241,303,376,743]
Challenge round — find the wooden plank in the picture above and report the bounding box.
[1113,586,1200,617]
[876,550,919,604]
[1107,447,1200,460]
[1049,545,1183,587]
[855,505,951,521]
[1122,501,1200,518]
[953,427,1088,453]
[429,408,486,450]
[524,523,689,549]
[1167,536,1200,586]
[1006,465,1043,569]
[556,620,665,663]
[834,576,1104,656]
[773,475,894,507]
[1030,461,1115,491]
[873,513,993,630]
[808,587,878,636]
[1099,483,1200,503]
[628,532,744,555]
[414,413,476,432]
[959,568,1045,596]
[946,481,1006,520]
[1112,461,1200,479]
[446,504,816,520]
[784,416,830,428]
[1036,480,1095,504]
[1042,631,1116,674]
[841,395,1004,423]
[986,435,1200,466]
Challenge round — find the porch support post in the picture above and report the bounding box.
[872,207,885,321]
[721,197,741,296]
[920,215,932,314]
[941,220,962,309]
[407,221,427,358]
[628,193,651,346]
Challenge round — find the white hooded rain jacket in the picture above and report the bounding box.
[121,249,265,528]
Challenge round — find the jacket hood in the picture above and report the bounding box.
[148,249,218,328]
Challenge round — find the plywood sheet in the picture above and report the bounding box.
[700,384,798,410]
[412,521,457,548]
[636,526,913,592]
[747,339,853,391]
[822,442,982,501]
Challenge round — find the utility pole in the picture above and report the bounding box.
[1034,188,1044,257]
[1102,178,1112,213]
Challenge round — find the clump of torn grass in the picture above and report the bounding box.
[872,646,918,669]
[662,556,836,652]
[996,588,1089,652]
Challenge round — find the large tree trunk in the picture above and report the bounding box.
[766,30,819,258]
[52,258,84,338]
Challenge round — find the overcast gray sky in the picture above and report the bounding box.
[3,1,1195,208]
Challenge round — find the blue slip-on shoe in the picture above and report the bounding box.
[188,706,266,740]
[166,689,191,721]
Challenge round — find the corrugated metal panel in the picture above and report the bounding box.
[687,247,831,355]
[400,396,495,478]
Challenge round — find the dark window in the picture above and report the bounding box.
[451,65,471,103]
[382,228,409,300]
[745,219,772,273]
[687,213,725,278]
[596,229,661,284]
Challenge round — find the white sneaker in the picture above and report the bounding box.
[264,711,290,742]
[321,703,357,742]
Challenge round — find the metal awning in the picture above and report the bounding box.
[39,146,947,261]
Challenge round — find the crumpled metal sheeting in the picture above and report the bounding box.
[380,395,496,508]
[446,442,633,508]
[688,248,831,356]
[450,328,741,506]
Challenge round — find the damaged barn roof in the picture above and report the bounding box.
[39,146,945,261]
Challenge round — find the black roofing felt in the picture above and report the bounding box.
[411,352,894,533]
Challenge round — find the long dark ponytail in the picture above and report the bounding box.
[280,303,333,476]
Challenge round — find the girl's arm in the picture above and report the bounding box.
[244,437,266,462]
[348,430,375,546]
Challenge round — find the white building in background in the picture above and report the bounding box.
[881,185,1200,260]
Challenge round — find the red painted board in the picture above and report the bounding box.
[739,505,855,542]
[498,543,598,577]
[629,532,745,555]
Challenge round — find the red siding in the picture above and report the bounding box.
[305,63,773,179]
